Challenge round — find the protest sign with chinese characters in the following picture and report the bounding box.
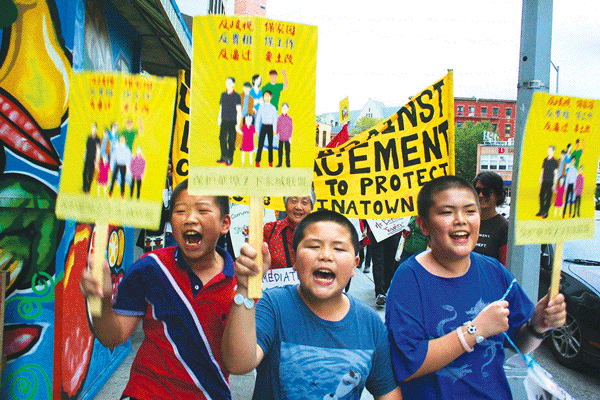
[189,16,317,198]
[515,93,600,245]
[56,72,176,229]
[313,72,454,219]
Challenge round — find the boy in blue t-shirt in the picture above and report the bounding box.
[385,175,567,400]
[223,210,402,400]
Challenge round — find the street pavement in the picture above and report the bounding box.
[93,256,599,400]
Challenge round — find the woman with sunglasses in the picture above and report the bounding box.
[472,171,508,265]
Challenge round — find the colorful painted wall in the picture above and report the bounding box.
[0,0,140,398]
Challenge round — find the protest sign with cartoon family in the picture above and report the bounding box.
[56,72,176,229]
[515,92,600,244]
[189,15,317,197]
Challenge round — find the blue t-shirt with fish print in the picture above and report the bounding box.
[253,285,397,400]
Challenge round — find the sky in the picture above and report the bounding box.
[176,0,600,114]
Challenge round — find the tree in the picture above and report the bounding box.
[351,116,382,136]
[454,121,491,182]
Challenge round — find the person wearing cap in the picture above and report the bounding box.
[264,194,315,269]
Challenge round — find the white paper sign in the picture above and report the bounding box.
[229,202,276,257]
[367,217,410,243]
[262,267,299,290]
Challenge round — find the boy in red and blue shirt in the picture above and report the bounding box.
[80,180,235,399]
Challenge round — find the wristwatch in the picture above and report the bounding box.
[464,321,485,344]
[234,293,255,309]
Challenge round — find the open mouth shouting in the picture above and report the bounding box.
[314,268,336,285]
[184,230,202,246]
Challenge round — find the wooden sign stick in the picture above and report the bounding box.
[89,223,108,316]
[248,196,264,299]
[549,241,563,300]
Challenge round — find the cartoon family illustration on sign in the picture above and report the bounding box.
[217,69,294,168]
[536,138,584,219]
[83,117,146,199]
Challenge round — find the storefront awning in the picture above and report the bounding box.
[109,0,192,77]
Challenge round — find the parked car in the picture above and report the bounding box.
[539,217,600,368]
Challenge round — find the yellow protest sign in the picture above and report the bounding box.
[313,72,455,219]
[189,16,317,197]
[172,70,190,187]
[340,97,350,124]
[230,195,286,211]
[56,72,176,229]
[515,92,600,244]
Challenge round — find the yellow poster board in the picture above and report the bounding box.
[313,72,454,219]
[56,72,176,229]
[339,96,350,125]
[189,16,317,197]
[515,92,600,244]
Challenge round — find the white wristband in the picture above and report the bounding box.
[456,326,474,353]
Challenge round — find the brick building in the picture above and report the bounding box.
[455,97,516,141]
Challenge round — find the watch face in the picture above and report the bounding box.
[467,325,477,335]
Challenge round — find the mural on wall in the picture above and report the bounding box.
[0,0,139,398]
[57,223,128,398]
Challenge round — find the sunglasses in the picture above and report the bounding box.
[475,187,493,198]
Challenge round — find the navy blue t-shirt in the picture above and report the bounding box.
[385,252,534,400]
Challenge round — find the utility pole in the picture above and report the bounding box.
[507,0,553,300]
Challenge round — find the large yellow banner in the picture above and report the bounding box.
[56,72,176,229]
[515,92,600,244]
[313,72,454,219]
[172,70,190,187]
[189,16,317,197]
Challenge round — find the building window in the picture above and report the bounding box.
[208,0,225,14]
[481,106,487,117]
[468,106,475,116]
[507,154,514,171]
[492,123,498,132]
[493,107,499,117]
[480,155,490,170]
[505,123,511,137]
[488,155,499,170]
[505,108,512,118]
[457,105,464,115]
[498,155,507,170]
[456,122,463,129]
